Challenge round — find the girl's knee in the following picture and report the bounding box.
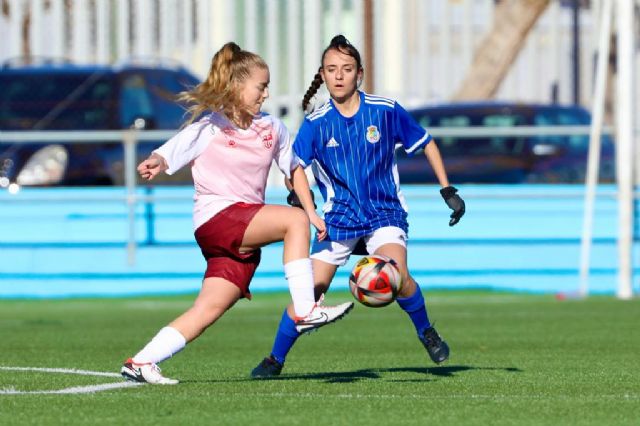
[288,208,310,232]
[292,207,310,224]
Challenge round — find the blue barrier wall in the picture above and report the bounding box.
[0,185,637,297]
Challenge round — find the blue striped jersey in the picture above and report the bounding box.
[293,91,432,241]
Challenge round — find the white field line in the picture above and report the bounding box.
[0,366,121,377]
[0,366,143,394]
[0,382,142,394]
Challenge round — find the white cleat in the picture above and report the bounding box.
[294,296,354,333]
[120,358,179,385]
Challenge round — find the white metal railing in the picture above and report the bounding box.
[0,125,617,143]
[0,125,618,266]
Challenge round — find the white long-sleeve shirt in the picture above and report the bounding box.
[155,112,298,230]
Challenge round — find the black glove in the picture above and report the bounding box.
[440,186,465,226]
[287,189,317,210]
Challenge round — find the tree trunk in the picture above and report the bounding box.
[453,0,550,101]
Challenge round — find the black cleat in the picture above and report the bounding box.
[251,355,283,379]
[419,326,450,364]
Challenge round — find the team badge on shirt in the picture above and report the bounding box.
[366,125,380,143]
[262,133,274,149]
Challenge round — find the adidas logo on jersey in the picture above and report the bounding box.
[326,137,340,148]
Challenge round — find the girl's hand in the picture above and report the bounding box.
[440,186,465,226]
[137,154,166,181]
[309,213,327,241]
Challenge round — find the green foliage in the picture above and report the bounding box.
[0,291,638,425]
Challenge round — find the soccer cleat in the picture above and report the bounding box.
[120,358,179,385]
[294,297,354,333]
[419,326,450,364]
[250,355,283,379]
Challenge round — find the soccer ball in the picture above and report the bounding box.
[349,255,403,307]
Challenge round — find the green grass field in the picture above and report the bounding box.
[0,291,638,425]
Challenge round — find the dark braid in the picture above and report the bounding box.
[301,69,323,112]
[301,34,363,113]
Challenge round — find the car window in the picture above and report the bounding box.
[0,73,117,130]
[412,110,526,156]
[119,73,154,128]
[144,70,195,129]
[483,114,523,127]
[533,108,589,151]
[436,115,471,156]
[482,114,527,156]
[118,70,197,129]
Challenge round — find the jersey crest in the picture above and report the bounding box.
[262,132,274,148]
[366,125,380,143]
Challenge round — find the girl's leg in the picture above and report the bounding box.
[240,205,316,317]
[376,243,449,364]
[375,243,430,331]
[251,260,339,378]
[131,278,241,364]
[169,277,242,342]
[240,204,311,261]
[241,204,352,328]
[376,243,431,332]
[122,278,241,384]
[285,259,336,317]
[277,260,338,358]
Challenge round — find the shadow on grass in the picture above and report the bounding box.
[274,365,522,383]
[185,365,522,384]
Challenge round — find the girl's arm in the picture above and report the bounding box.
[290,166,327,241]
[423,141,450,188]
[423,141,466,226]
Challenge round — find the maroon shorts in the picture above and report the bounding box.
[194,202,264,299]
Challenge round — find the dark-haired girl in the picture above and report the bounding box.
[252,35,465,378]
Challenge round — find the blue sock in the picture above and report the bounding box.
[396,284,431,337]
[270,309,300,365]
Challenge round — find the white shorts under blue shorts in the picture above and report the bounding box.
[311,226,407,266]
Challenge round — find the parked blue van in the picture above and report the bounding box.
[399,102,615,184]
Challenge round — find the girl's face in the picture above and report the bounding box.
[321,48,362,103]
[239,66,270,117]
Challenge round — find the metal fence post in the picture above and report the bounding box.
[123,130,137,266]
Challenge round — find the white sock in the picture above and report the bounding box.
[132,326,186,365]
[284,258,316,317]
